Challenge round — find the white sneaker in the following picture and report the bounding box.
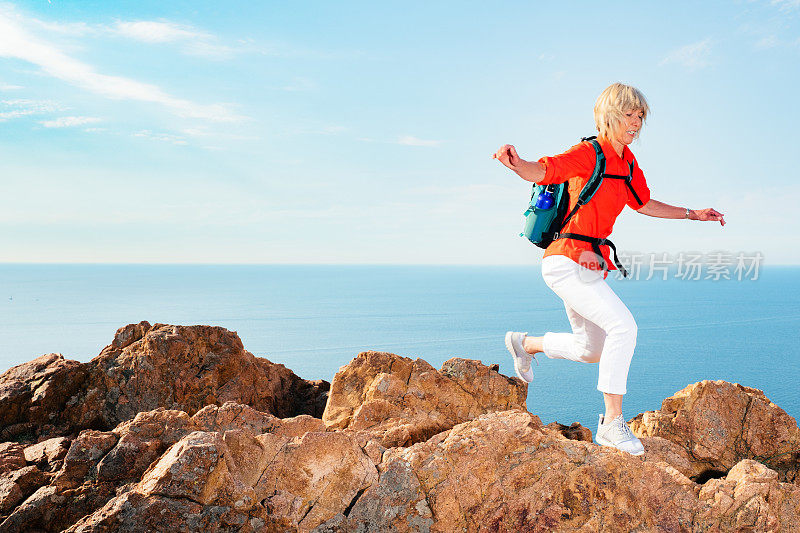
[505,331,535,383]
[595,414,645,456]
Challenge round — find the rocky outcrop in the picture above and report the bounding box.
[630,380,800,483]
[0,322,329,443]
[2,326,800,532]
[0,353,89,442]
[322,351,527,448]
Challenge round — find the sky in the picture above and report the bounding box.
[1,0,799,265]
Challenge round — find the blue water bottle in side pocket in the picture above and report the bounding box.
[520,184,561,247]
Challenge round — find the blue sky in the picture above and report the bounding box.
[1,0,798,264]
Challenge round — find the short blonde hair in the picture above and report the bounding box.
[593,83,649,140]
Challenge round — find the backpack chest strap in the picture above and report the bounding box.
[601,162,644,207]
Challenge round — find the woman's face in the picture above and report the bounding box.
[614,108,644,146]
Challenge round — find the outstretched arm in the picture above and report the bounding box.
[492,144,546,183]
[636,199,725,226]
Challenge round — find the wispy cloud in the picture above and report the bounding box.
[40,116,102,128]
[113,21,209,43]
[133,129,188,145]
[0,7,243,121]
[660,38,713,70]
[755,35,780,49]
[112,20,233,59]
[0,98,61,121]
[771,0,800,12]
[397,135,442,147]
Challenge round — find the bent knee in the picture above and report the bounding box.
[609,315,638,343]
[576,345,603,363]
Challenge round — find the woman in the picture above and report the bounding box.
[493,83,725,455]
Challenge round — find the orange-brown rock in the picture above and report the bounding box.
[630,380,800,483]
[695,459,798,531]
[0,322,329,444]
[78,322,330,429]
[4,329,800,532]
[70,427,377,532]
[544,421,593,442]
[0,353,88,442]
[322,351,527,447]
[375,410,800,532]
[0,443,26,475]
[23,437,70,472]
[0,466,47,515]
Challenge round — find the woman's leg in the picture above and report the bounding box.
[539,256,638,396]
[528,301,606,363]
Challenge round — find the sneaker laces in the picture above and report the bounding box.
[609,416,635,442]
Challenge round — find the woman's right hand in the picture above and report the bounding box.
[493,144,522,170]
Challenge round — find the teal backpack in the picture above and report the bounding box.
[520,136,644,277]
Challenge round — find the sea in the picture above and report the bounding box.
[2,264,799,432]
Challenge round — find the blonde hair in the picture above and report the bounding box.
[593,83,649,140]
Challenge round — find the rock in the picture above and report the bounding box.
[696,459,800,531]
[5,332,800,532]
[24,437,71,472]
[78,323,330,429]
[630,380,800,482]
[97,409,199,483]
[322,352,527,447]
[0,443,26,474]
[192,402,327,438]
[0,466,48,514]
[0,323,330,445]
[315,458,433,533]
[64,490,284,533]
[639,436,695,479]
[382,410,704,532]
[52,430,118,490]
[257,431,378,531]
[0,353,89,442]
[544,421,593,442]
[138,431,239,505]
[1,482,117,533]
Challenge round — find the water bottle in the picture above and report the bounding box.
[521,185,558,244]
[534,187,555,210]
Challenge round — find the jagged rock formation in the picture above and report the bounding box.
[1,324,799,532]
[0,322,329,444]
[630,380,800,483]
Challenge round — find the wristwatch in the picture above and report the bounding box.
[684,208,691,220]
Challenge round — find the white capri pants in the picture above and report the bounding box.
[540,255,638,395]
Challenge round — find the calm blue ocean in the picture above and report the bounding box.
[2,264,799,432]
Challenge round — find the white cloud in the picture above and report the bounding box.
[397,135,442,147]
[0,8,243,122]
[771,0,800,11]
[40,116,102,128]
[660,38,713,70]
[0,98,61,121]
[0,81,22,90]
[133,129,188,145]
[755,35,780,49]
[112,21,233,59]
[113,21,209,43]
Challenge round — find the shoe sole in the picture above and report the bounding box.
[595,435,645,456]
[505,332,533,383]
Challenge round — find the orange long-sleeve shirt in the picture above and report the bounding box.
[537,136,651,273]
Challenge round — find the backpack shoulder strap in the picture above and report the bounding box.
[560,138,605,228]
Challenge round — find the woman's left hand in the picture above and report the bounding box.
[692,208,725,226]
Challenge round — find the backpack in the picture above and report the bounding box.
[519,136,644,277]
